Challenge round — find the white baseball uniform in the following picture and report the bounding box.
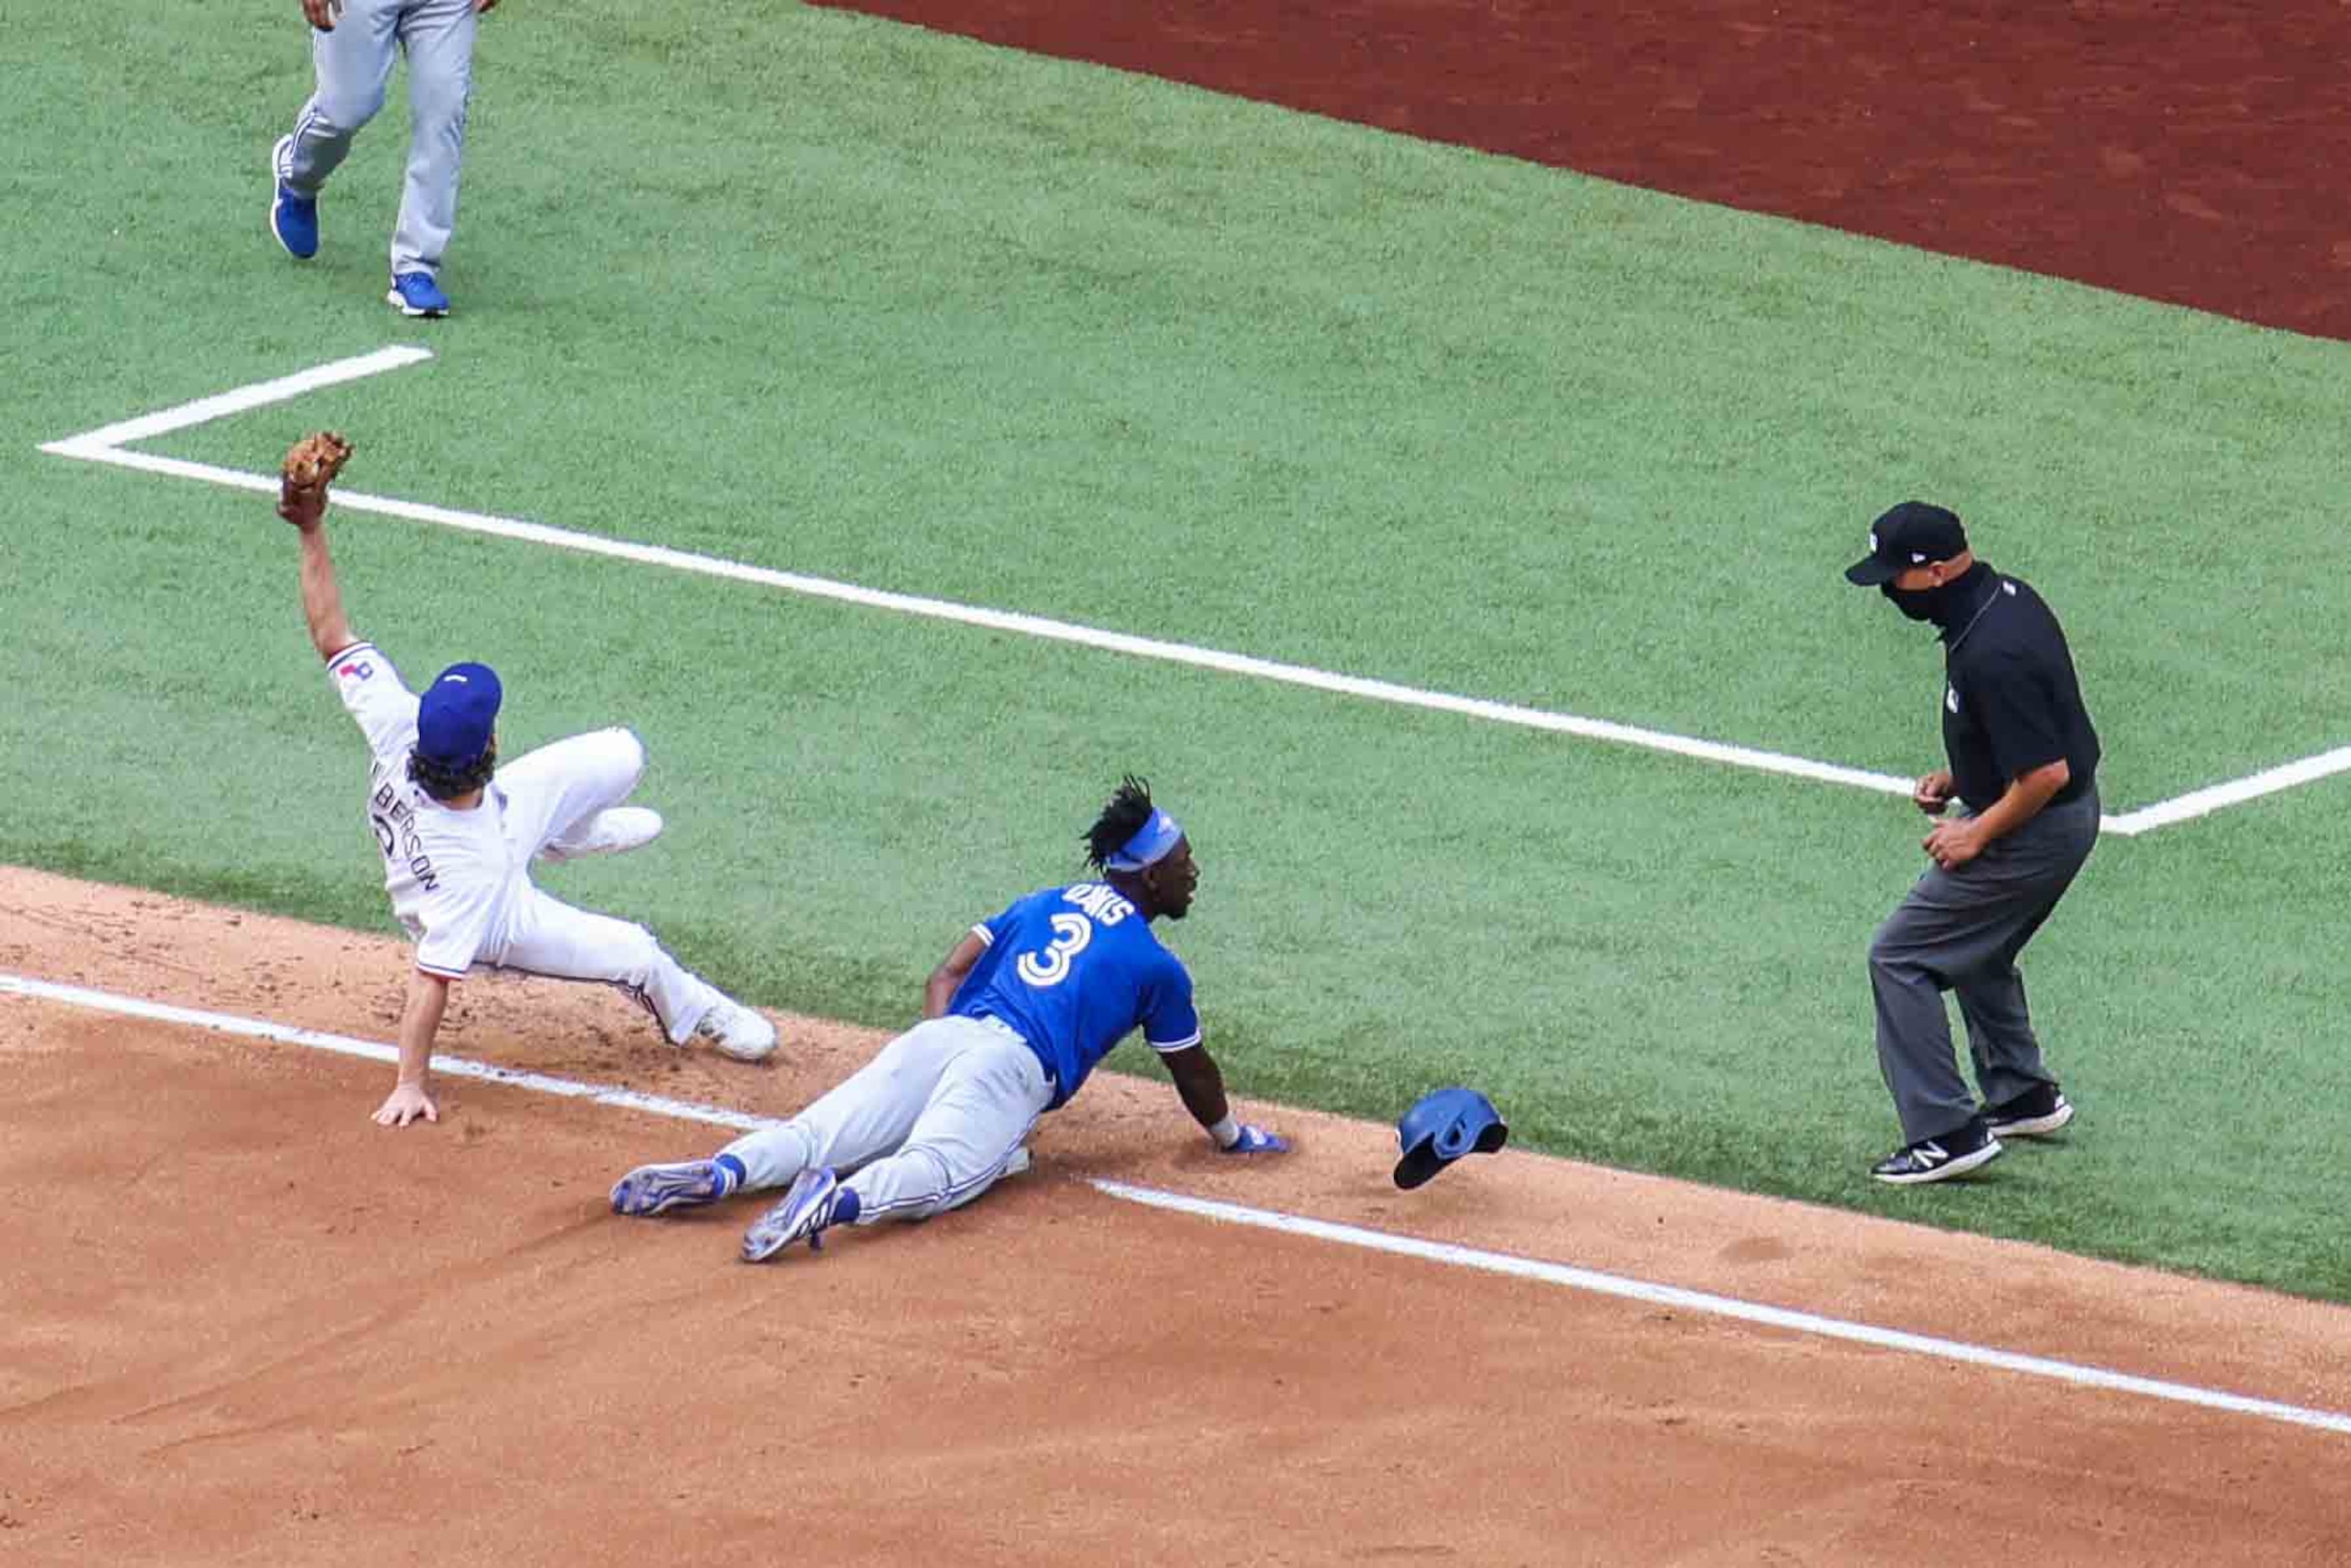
[328,640,727,1038]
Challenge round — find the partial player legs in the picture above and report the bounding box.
[618,1020,1045,1253]
[279,0,403,198]
[836,1023,1047,1224]
[388,0,477,278]
[1868,801,2096,1143]
[1867,914,1974,1145]
[1954,961,2053,1110]
[497,728,648,859]
[715,1016,1044,1217]
[488,887,737,1048]
[715,1016,996,1190]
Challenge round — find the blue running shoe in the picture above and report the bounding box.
[270,136,318,260]
[387,271,450,317]
[609,1158,736,1216]
[741,1166,846,1262]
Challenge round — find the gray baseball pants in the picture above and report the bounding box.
[720,1015,1048,1224]
[1868,787,2100,1143]
[278,0,478,278]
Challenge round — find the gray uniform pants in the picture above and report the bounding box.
[278,0,478,278]
[720,1015,1048,1225]
[1868,786,2100,1143]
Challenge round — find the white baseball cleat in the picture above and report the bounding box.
[538,807,664,863]
[693,997,777,1062]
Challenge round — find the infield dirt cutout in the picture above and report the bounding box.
[3,864,2347,1565]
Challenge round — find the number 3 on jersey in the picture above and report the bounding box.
[1015,912,1092,988]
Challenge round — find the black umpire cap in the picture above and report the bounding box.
[1845,502,1969,585]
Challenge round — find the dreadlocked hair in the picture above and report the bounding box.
[408,740,499,802]
[1083,773,1156,873]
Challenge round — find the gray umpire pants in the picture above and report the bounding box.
[1868,786,2100,1143]
[279,0,478,279]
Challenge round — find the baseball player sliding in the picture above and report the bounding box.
[611,775,1288,1261]
[276,433,776,1128]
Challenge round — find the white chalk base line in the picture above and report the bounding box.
[4,970,2345,1439]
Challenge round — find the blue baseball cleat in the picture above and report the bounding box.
[609,1158,736,1216]
[741,1166,847,1262]
[387,271,450,317]
[269,136,318,260]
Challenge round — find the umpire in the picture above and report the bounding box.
[1845,502,2101,1185]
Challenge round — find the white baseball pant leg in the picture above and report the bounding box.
[486,890,722,1044]
[496,727,647,861]
[485,728,719,1042]
[721,1016,1047,1220]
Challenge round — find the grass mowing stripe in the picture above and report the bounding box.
[47,365,1917,803]
[51,352,2333,833]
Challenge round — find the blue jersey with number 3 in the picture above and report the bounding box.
[948,883,1201,1109]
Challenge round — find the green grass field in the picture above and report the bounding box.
[7,1,2348,1300]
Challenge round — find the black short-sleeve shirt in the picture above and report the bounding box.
[1941,570,2100,808]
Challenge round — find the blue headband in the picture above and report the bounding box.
[1104,807,1183,872]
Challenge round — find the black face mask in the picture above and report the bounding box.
[1880,562,1991,628]
[1880,583,1942,622]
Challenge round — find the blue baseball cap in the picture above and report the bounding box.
[416,662,502,766]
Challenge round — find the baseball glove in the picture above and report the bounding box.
[277,430,352,531]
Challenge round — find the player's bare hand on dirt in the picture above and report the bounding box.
[1218,1123,1289,1155]
[373,1081,439,1128]
[1912,769,1955,816]
[278,430,352,533]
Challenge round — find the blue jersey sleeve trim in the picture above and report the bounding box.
[1145,1029,1202,1055]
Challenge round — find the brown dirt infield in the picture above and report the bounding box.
[5,865,2349,1565]
[813,0,2351,343]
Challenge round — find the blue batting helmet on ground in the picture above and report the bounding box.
[1392,1086,1509,1190]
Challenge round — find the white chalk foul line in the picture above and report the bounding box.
[26,348,1918,804]
[6,969,2347,1439]
[0,974,776,1134]
[1090,1180,2351,1439]
[35,349,2347,832]
[38,346,434,458]
[2101,744,2351,835]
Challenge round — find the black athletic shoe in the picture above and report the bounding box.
[1984,1083,2075,1140]
[1871,1118,2003,1186]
